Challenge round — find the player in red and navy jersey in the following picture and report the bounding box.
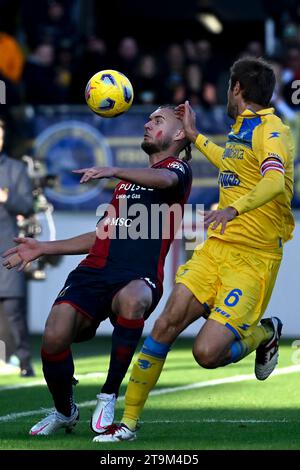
[2,105,192,436]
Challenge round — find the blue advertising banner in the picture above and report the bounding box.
[29,106,300,210]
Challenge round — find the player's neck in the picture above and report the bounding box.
[148,151,175,166]
[239,101,265,115]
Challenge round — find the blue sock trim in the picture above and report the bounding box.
[230,340,246,363]
[142,336,170,359]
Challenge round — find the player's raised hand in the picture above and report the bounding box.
[175,101,198,143]
[73,166,116,183]
[2,237,43,271]
[203,207,238,234]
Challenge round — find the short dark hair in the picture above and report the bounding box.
[230,57,276,107]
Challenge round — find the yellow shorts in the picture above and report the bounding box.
[176,238,282,339]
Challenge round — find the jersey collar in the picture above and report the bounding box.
[233,107,274,131]
[240,107,274,118]
[151,155,175,168]
[231,108,274,134]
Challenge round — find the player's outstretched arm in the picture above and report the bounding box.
[204,170,285,234]
[175,101,224,169]
[73,166,179,189]
[2,231,96,271]
[229,169,285,215]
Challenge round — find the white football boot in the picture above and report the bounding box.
[255,317,283,380]
[29,406,79,436]
[93,423,136,442]
[90,393,117,434]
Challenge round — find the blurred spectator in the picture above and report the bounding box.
[271,60,295,120]
[71,36,108,103]
[55,45,73,103]
[167,43,185,73]
[3,6,300,112]
[23,43,60,104]
[83,36,108,76]
[194,40,218,108]
[195,40,212,66]
[135,55,162,104]
[202,82,218,107]
[184,40,198,62]
[283,47,300,81]
[22,0,77,49]
[115,37,140,85]
[162,43,186,103]
[242,41,264,58]
[0,119,34,377]
[185,63,202,106]
[40,1,77,48]
[282,22,300,48]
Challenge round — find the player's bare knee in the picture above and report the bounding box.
[42,327,70,355]
[192,344,219,369]
[118,297,149,319]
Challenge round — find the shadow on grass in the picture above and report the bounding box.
[1,405,300,450]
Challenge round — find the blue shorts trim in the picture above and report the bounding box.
[225,322,242,340]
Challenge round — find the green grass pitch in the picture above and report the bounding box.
[1,336,300,450]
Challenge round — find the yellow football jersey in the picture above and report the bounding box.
[196,107,295,256]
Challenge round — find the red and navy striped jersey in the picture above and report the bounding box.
[80,156,192,289]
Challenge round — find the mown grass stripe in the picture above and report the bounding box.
[1,364,299,424]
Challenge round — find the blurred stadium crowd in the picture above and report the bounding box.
[1,0,300,115]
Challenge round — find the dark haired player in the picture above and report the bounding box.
[95,57,295,442]
[2,106,192,436]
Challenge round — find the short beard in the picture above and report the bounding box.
[141,140,161,155]
[227,102,238,120]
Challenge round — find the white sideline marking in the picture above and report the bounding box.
[143,419,290,424]
[81,418,292,424]
[0,372,105,392]
[1,364,300,424]
[83,418,290,424]
[90,418,289,424]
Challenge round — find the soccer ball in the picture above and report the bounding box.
[85,69,134,118]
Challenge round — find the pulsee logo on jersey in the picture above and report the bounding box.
[118,183,154,192]
[116,182,154,200]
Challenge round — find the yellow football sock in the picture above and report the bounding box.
[122,337,170,431]
[230,323,273,363]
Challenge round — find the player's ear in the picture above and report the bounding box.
[233,80,241,96]
[174,128,185,142]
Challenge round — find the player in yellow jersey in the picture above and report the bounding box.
[93,57,295,443]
